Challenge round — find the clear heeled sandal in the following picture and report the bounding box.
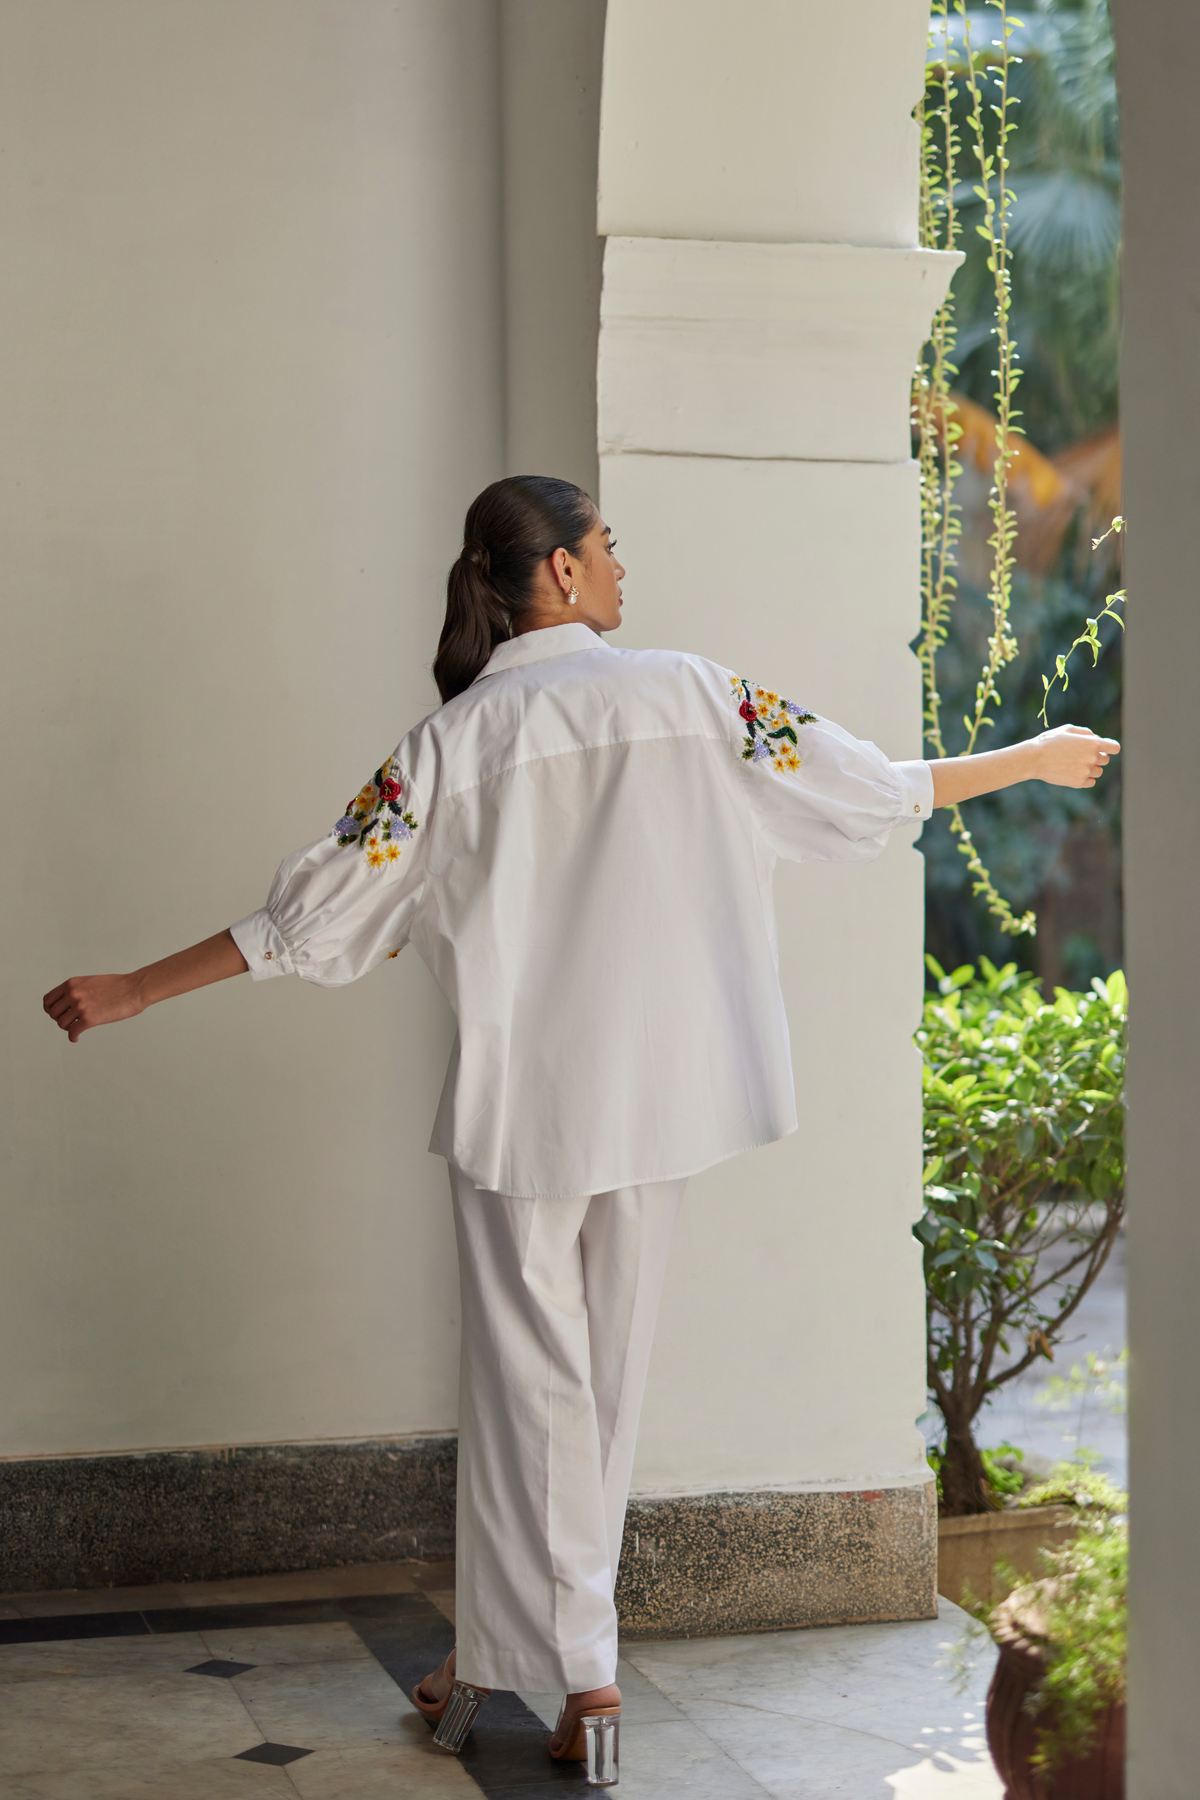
[430,1678,491,1751]
[550,1699,622,1787]
[412,1653,491,1753]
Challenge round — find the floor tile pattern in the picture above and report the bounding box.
[233,1743,315,1767]
[0,1560,1002,1797]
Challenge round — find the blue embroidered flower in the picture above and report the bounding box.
[334,756,420,861]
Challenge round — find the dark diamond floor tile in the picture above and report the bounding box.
[0,1612,152,1645]
[234,1742,314,1767]
[187,1657,257,1678]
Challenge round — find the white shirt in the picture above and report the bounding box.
[231,622,932,1198]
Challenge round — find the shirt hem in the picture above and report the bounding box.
[436,1122,800,1201]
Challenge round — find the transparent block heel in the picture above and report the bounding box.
[431,1679,490,1753]
[582,1711,620,1786]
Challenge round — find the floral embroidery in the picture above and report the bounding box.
[730,676,816,769]
[334,755,420,864]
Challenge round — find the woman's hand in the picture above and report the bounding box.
[930,725,1120,808]
[43,973,147,1043]
[1030,723,1121,788]
[42,930,249,1044]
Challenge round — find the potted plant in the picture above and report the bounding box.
[916,957,1126,1517]
[959,1475,1126,1799]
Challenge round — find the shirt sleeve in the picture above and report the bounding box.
[726,673,933,864]
[229,749,429,987]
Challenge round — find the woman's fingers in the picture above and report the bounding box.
[41,974,142,1043]
[43,980,90,1039]
[1035,725,1121,788]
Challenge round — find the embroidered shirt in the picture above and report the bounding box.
[231,622,932,1198]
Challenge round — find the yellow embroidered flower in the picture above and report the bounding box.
[386,948,402,959]
[355,785,379,810]
[365,842,386,869]
[780,748,802,772]
[383,841,403,862]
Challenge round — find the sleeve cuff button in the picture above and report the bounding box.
[264,951,274,961]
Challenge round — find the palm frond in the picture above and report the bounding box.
[1008,170,1121,274]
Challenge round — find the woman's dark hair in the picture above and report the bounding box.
[433,475,597,703]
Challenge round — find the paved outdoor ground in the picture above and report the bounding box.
[970,1229,1127,1487]
[3,1246,1128,1797]
[0,1561,1002,1798]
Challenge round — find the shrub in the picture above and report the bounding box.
[916,957,1125,1513]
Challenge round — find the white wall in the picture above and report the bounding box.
[596,0,957,1496]
[2,0,945,1515]
[0,0,505,1456]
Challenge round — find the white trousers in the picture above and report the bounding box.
[449,1165,685,1693]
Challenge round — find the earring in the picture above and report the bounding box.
[567,586,578,606]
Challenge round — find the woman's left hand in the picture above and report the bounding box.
[1032,724,1121,789]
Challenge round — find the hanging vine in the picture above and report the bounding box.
[915,0,1035,937]
[958,0,1022,756]
[1038,518,1126,725]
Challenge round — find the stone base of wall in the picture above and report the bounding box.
[2,1441,936,1632]
[0,1436,457,1594]
[615,1483,939,1638]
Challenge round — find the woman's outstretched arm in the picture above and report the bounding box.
[43,930,249,1045]
[930,722,1119,808]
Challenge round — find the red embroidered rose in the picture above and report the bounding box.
[739,700,757,723]
[379,778,402,802]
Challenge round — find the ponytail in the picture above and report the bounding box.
[433,476,596,703]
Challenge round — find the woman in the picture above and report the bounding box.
[43,475,1118,1783]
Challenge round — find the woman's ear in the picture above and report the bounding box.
[549,546,574,597]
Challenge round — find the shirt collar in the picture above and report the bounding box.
[472,622,613,684]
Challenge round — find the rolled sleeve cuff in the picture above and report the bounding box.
[230,910,296,980]
[892,759,935,822]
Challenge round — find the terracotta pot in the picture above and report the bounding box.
[986,1589,1125,1798]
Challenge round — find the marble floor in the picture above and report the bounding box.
[0,1561,1002,1798]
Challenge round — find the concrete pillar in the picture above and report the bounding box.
[597,0,959,1634]
[1110,2,1200,1791]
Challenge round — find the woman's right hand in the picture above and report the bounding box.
[42,928,250,1044]
[43,973,146,1044]
[1030,723,1121,788]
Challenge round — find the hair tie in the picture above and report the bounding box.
[462,539,491,577]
